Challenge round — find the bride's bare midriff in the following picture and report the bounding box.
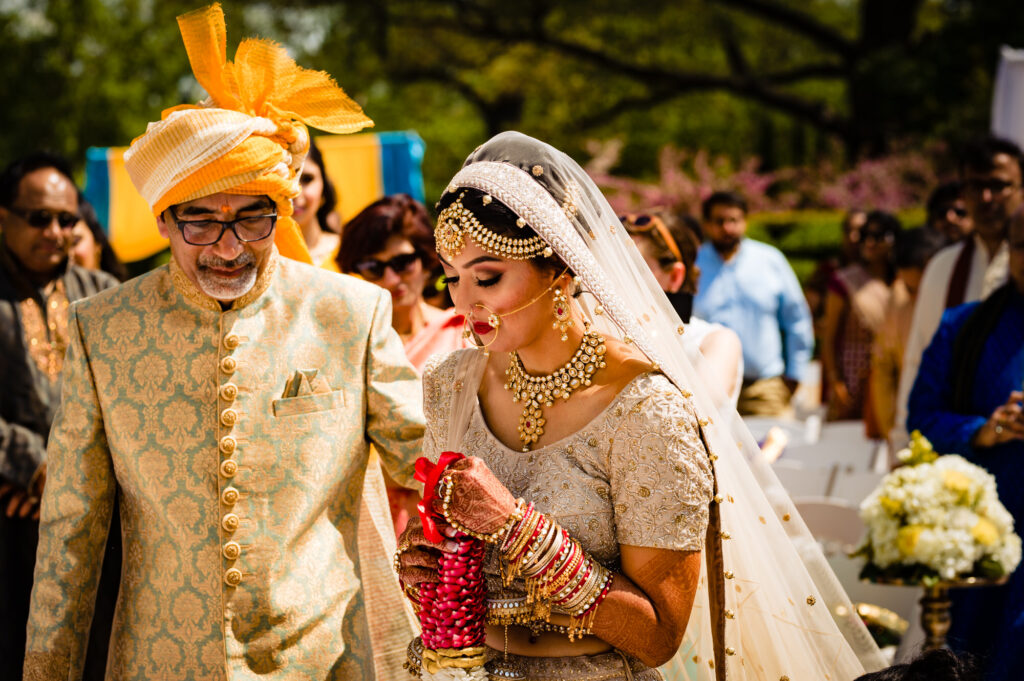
[485,618,613,658]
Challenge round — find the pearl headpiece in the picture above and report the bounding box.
[435,191,553,260]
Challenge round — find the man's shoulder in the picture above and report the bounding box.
[921,241,965,282]
[275,256,384,305]
[71,266,166,319]
[742,238,786,260]
[937,299,981,336]
[65,263,119,294]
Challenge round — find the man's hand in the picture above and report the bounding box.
[0,482,39,519]
[973,391,1024,448]
[0,463,46,519]
[783,376,800,397]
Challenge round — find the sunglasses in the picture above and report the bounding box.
[354,252,420,280]
[6,206,80,230]
[619,213,683,264]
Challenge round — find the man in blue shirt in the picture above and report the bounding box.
[907,210,1024,681]
[694,191,813,416]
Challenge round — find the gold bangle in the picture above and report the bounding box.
[439,473,526,544]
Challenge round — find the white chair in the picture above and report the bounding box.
[780,439,879,472]
[742,416,809,446]
[830,470,885,506]
[771,460,837,499]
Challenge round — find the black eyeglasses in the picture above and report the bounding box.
[168,206,277,246]
[6,207,80,230]
[353,252,420,280]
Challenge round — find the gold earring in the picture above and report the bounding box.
[552,286,573,341]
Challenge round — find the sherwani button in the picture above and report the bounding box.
[220,356,237,374]
[223,334,240,350]
[220,409,238,427]
[222,487,239,505]
[222,513,239,532]
[220,460,238,477]
[220,383,238,401]
[219,436,237,454]
[224,568,243,586]
[222,541,241,560]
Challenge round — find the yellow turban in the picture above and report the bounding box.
[124,3,373,263]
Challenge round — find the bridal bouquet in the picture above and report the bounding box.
[856,432,1022,585]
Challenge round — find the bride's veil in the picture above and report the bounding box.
[442,131,886,680]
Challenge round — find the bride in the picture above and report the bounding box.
[394,131,885,680]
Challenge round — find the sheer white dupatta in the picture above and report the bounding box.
[439,132,885,680]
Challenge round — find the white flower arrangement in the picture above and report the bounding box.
[856,431,1022,585]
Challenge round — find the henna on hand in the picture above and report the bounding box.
[397,517,458,587]
[431,457,517,535]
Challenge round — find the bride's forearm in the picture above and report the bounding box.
[589,550,701,668]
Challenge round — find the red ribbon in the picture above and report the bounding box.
[414,451,465,542]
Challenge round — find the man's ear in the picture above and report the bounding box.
[156,210,170,239]
[668,262,685,294]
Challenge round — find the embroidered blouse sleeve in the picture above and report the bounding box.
[607,383,713,551]
[421,351,457,464]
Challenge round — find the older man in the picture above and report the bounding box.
[906,209,1024,681]
[24,6,423,680]
[0,153,119,679]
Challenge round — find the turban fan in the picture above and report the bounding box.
[124,3,373,263]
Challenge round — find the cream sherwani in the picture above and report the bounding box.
[25,250,422,680]
[893,235,1008,443]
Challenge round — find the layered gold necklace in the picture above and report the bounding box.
[504,328,607,451]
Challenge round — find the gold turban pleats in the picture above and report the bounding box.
[124,3,374,263]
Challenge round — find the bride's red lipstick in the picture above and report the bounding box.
[473,321,494,335]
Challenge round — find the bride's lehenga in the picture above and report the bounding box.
[422,360,711,680]
[408,131,886,680]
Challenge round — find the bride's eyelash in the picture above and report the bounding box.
[477,275,501,288]
[441,275,458,285]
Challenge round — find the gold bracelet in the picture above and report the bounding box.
[439,472,526,544]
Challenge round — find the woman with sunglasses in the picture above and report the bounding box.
[338,193,467,371]
[621,212,743,408]
[394,132,884,680]
[822,210,902,428]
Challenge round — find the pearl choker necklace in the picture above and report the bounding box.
[504,329,607,451]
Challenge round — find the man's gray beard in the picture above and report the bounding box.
[196,252,258,301]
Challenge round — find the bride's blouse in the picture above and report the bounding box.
[423,349,714,603]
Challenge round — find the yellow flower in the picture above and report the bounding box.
[905,430,938,466]
[879,496,902,515]
[897,525,925,557]
[943,470,972,503]
[972,518,999,547]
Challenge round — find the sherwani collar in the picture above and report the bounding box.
[169,245,279,312]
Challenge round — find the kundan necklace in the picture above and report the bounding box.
[504,328,607,451]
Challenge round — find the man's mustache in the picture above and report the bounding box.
[198,252,255,270]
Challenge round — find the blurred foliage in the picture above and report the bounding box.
[2,0,1023,208]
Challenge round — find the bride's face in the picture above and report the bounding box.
[439,240,561,353]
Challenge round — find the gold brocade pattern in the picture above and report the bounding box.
[25,258,424,681]
[19,279,69,382]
